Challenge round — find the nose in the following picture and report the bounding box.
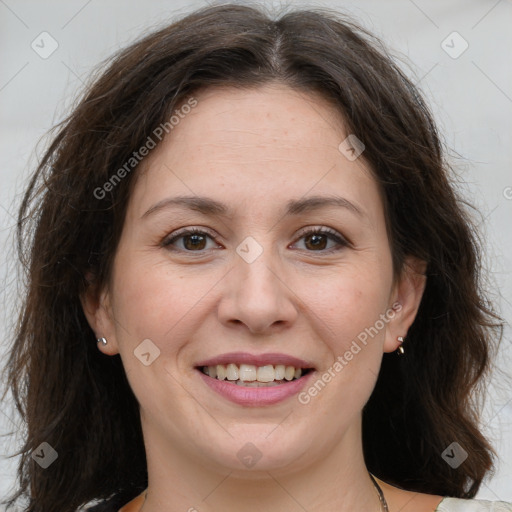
[217,249,299,335]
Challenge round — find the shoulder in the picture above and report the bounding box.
[374,477,511,512]
[436,497,512,511]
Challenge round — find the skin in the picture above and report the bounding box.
[83,83,443,512]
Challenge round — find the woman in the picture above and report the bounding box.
[1,4,511,512]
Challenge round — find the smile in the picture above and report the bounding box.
[195,365,316,406]
[200,363,313,385]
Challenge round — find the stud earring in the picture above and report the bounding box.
[396,336,405,355]
[97,337,108,346]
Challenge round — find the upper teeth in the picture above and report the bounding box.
[202,364,304,382]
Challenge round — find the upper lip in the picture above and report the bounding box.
[195,352,316,369]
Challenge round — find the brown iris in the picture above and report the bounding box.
[304,233,328,250]
[183,233,207,250]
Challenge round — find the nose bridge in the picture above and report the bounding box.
[235,235,281,306]
[218,234,297,333]
[238,247,278,295]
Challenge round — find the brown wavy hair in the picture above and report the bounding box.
[1,3,505,511]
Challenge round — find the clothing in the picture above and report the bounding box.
[118,491,512,512]
[118,491,145,512]
[436,498,512,511]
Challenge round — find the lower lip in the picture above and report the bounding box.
[196,369,316,407]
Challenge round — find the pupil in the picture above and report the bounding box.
[306,234,326,250]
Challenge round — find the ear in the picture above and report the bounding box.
[383,256,427,353]
[80,273,120,356]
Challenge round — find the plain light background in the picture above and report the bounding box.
[1,0,511,506]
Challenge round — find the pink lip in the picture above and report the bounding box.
[196,369,316,407]
[195,352,315,369]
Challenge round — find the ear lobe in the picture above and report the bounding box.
[80,277,119,355]
[383,256,427,353]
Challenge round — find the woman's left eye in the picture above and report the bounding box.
[291,227,349,252]
[162,227,349,253]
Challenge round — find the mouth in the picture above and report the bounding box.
[195,364,315,387]
[194,362,317,406]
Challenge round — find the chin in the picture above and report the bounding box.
[208,434,309,474]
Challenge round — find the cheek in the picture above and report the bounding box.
[319,269,390,402]
[304,265,391,347]
[109,252,212,346]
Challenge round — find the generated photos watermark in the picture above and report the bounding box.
[298,302,402,404]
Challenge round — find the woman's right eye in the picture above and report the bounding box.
[162,228,220,252]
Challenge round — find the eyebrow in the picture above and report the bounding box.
[141,194,365,219]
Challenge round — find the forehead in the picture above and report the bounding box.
[129,84,382,224]
[163,83,348,160]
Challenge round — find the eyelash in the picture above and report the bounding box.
[161,226,350,254]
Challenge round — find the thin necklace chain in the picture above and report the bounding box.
[139,473,389,512]
[369,472,390,512]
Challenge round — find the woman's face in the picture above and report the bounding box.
[85,83,424,476]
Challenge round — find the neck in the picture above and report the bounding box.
[140,419,384,512]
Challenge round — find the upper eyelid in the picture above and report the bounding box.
[164,226,219,242]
